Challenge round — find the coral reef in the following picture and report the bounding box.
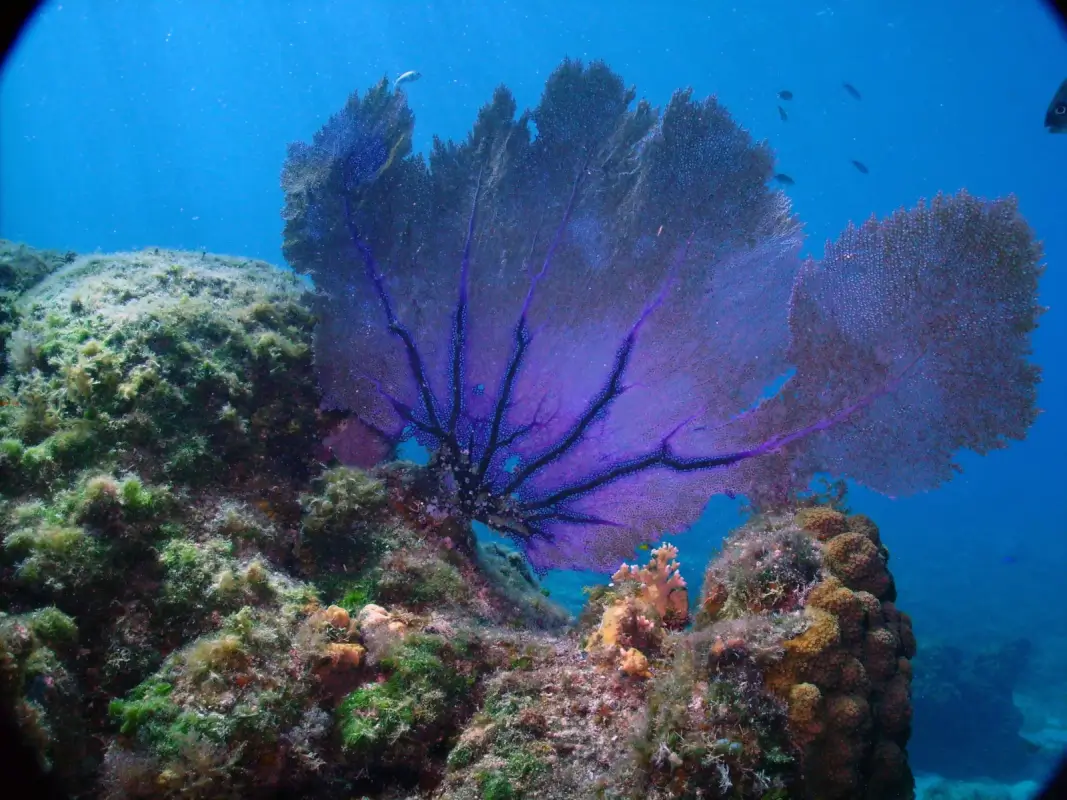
[1,243,929,800]
[0,245,573,798]
[584,544,689,676]
[0,53,1049,800]
[281,58,1043,574]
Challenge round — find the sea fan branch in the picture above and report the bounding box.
[341,195,446,438]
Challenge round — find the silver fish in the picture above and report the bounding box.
[393,70,422,91]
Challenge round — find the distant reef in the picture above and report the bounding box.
[911,638,1039,782]
[1,242,917,799]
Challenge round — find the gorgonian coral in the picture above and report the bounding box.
[280,59,1044,572]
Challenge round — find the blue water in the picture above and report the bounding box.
[3,0,1066,791]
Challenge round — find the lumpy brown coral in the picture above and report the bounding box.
[796,506,851,540]
[823,531,893,597]
[697,507,915,799]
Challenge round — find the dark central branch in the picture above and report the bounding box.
[471,164,588,491]
[448,169,483,434]
[518,445,749,514]
[475,319,530,482]
[503,329,637,496]
[501,232,692,497]
[515,356,926,523]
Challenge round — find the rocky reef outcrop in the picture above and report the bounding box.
[1,243,919,800]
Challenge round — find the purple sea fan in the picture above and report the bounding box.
[280,59,1044,572]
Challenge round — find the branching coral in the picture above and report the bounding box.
[585,544,690,674]
[281,58,1044,571]
[612,544,689,627]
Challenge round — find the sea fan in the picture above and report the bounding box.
[280,59,1044,572]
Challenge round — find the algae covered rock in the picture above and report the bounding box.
[0,608,85,786]
[0,240,76,380]
[0,245,321,492]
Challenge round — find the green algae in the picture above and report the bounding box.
[337,632,482,760]
[0,247,320,495]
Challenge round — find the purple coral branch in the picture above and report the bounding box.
[502,232,692,496]
[447,169,483,434]
[521,163,588,317]
[738,353,925,459]
[524,510,625,527]
[341,195,447,439]
[474,167,587,485]
[519,357,922,515]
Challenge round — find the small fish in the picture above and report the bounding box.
[1021,738,1042,755]
[393,70,422,91]
[850,159,869,174]
[772,173,795,185]
[842,82,862,100]
[636,543,650,552]
[778,89,793,100]
[1045,78,1067,132]
[778,105,788,121]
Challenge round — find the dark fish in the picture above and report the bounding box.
[842,82,862,100]
[772,173,795,185]
[1021,738,1042,755]
[851,160,869,174]
[778,105,788,121]
[1045,78,1067,132]
[778,89,793,100]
